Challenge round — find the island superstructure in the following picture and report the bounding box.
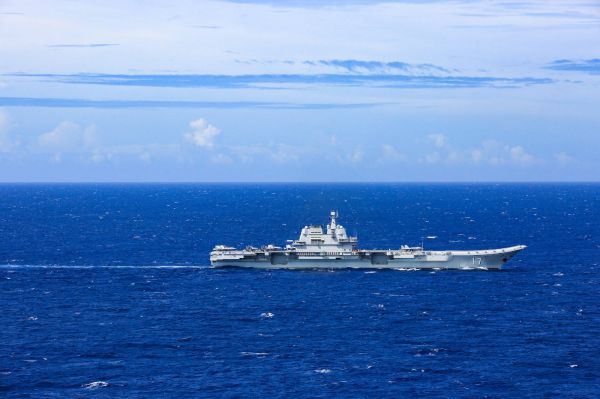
[210,211,526,270]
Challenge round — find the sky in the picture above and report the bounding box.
[0,0,599,182]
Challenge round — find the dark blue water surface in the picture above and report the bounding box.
[1,183,599,398]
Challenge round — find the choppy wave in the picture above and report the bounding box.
[82,381,109,390]
[314,369,332,374]
[240,352,269,357]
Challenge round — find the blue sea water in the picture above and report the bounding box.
[1,183,599,398]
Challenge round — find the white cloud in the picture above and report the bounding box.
[336,147,364,164]
[228,143,304,164]
[421,135,538,166]
[34,121,180,164]
[0,108,22,154]
[90,152,105,163]
[350,148,364,163]
[422,134,462,164]
[90,143,179,164]
[380,144,407,162]
[37,121,96,152]
[508,145,535,166]
[184,119,221,149]
[480,139,502,165]
[138,150,151,163]
[481,140,537,167]
[0,109,6,131]
[270,143,301,163]
[4,1,596,79]
[470,149,483,163]
[427,134,446,149]
[229,145,262,163]
[0,108,14,152]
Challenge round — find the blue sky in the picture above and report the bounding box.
[0,0,599,182]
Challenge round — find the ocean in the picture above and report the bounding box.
[1,183,599,398]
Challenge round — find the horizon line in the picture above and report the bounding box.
[0,181,598,185]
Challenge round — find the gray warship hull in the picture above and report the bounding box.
[210,211,526,270]
[211,245,526,270]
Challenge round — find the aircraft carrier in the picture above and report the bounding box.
[210,211,526,270]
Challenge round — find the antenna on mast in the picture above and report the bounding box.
[329,210,337,228]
